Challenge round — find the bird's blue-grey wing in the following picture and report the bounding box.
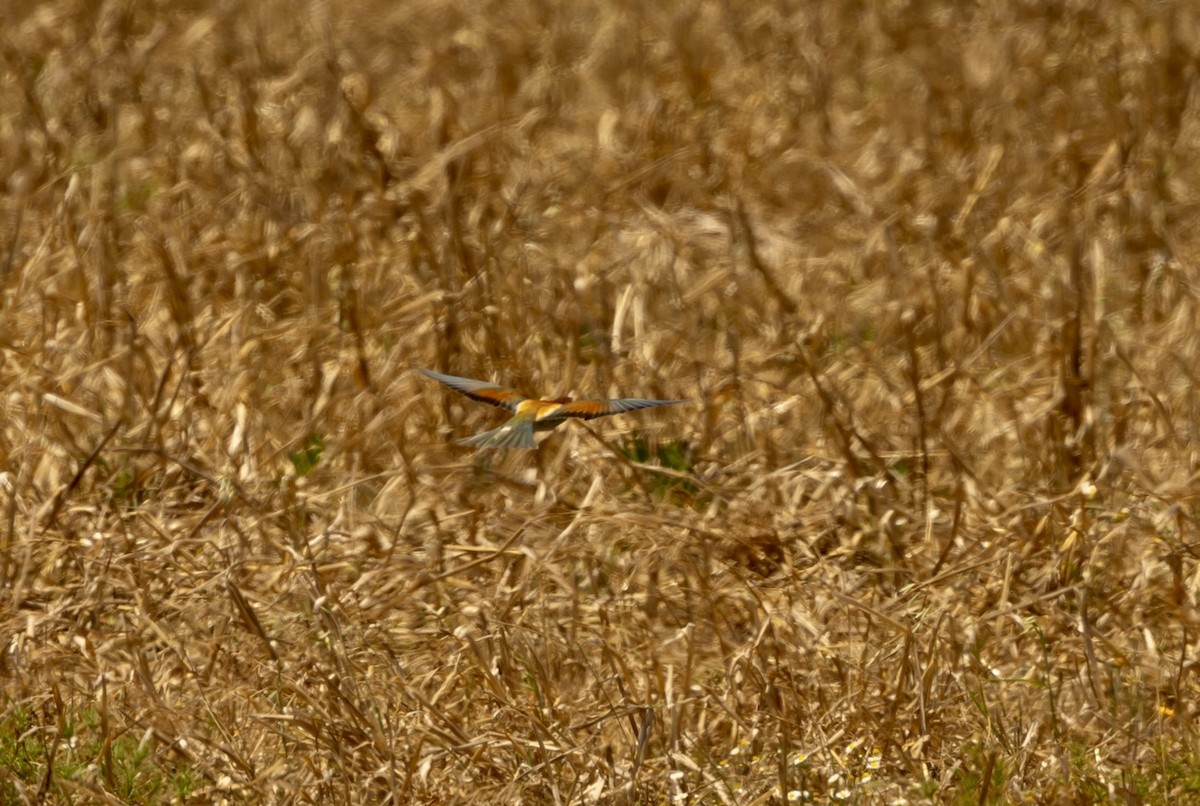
[418,368,525,412]
[558,398,685,421]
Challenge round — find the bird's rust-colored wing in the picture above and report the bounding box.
[418,368,526,412]
[557,398,685,421]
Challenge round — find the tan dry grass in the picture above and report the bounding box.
[2,0,1200,803]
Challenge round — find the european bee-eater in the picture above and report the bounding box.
[419,368,684,449]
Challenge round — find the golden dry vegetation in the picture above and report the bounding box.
[3,0,1200,803]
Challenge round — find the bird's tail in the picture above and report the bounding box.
[457,418,537,450]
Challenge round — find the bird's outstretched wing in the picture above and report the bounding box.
[557,398,685,421]
[418,368,526,412]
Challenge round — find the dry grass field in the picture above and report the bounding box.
[3,0,1200,802]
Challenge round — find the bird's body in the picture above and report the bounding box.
[419,368,683,449]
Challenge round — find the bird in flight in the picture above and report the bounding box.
[418,368,684,449]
